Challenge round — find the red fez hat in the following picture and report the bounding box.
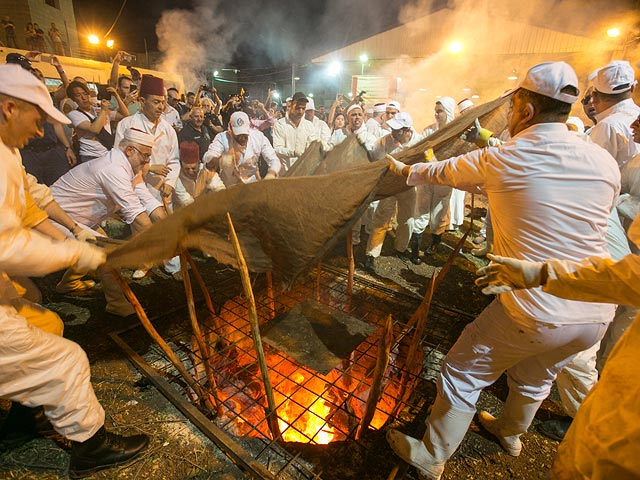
[179,141,200,164]
[139,74,165,96]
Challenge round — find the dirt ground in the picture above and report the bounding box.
[0,204,567,479]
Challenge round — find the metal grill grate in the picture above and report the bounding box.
[113,264,471,479]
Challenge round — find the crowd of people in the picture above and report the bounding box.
[1,16,66,56]
[1,45,639,480]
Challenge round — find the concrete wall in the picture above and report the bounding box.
[0,0,78,53]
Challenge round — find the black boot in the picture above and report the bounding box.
[68,426,149,478]
[538,416,572,441]
[428,234,442,254]
[0,402,66,450]
[409,233,422,265]
[364,255,376,273]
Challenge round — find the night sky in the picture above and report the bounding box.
[72,0,419,68]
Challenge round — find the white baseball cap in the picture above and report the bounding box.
[230,111,250,135]
[386,111,413,130]
[305,98,315,111]
[386,100,401,111]
[0,64,70,124]
[504,61,579,104]
[592,60,637,94]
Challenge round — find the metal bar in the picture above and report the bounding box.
[109,330,279,480]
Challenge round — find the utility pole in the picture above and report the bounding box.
[291,64,296,94]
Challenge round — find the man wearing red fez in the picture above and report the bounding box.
[173,140,225,209]
[114,74,182,279]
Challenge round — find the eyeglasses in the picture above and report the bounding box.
[580,96,592,106]
[130,146,152,160]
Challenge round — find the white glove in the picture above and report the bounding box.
[74,227,96,243]
[475,253,544,295]
[72,241,107,274]
[356,132,369,146]
[386,154,408,177]
[460,118,481,143]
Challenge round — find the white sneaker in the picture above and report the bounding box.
[386,430,444,480]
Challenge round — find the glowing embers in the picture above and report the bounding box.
[192,271,418,445]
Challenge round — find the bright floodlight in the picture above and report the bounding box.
[308,93,314,98]
[327,60,343,77]
[213,70,219,77]
[272,91,280,99]
[88,34,100,45]
[607,27,621,37]
[448,41,463,54]
[359,53,368,64]
[106,39,114,48]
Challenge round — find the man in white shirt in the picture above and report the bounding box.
[0,63,149,478]
[328,104,378,151]
[204,111,280,188]
[173,140,225,208]
[304,98,331,148]
[272,91,317,170]
[589,60,640,170]
[51,128,166,314]
[385,62,619,480]
[365,102,386,138]
[365,112,423,270]
[114,75,180,202]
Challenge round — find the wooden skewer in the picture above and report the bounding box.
[315,260,322,302]
[265,271,275,320]
[180,253,223,415]
[346,231,354,312]
[357,314,393,439]
[226,212,281,440]
[112,269,215,410]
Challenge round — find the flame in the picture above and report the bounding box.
[276,372,336,444]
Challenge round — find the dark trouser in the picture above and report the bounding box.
[21,146,71,186]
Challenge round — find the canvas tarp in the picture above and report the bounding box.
[106,95,510,286]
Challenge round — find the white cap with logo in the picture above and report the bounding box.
[504,61,580,104]
[592,60,637,94]
[386,111,413,130]
[230,111,250,135]
[0,64,70,124]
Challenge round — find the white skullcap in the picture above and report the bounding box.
[374,103,386,113]
[124,128,155,147]
[346,104,363,115]
[305,98,315,111]
[457,98,474,114]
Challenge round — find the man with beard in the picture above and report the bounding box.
[204,111,280,188]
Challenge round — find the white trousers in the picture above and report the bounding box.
[0,305,105,442]
[448,189,466,229]
[366,189,416,257]
[438,299,608,413]
[412,184,452,236]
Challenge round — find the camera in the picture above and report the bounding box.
[97,85,112,101]
[120,52,136,66]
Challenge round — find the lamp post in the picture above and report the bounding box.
[359,53,368,75]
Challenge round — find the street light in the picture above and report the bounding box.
[88,34,99,45]
[359,53,368,75]
[448,41,463,54]
[106,39,114,48]
[327,60,342,77]
[607,27,621,38]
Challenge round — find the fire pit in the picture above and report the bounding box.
[112,263,471,479]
